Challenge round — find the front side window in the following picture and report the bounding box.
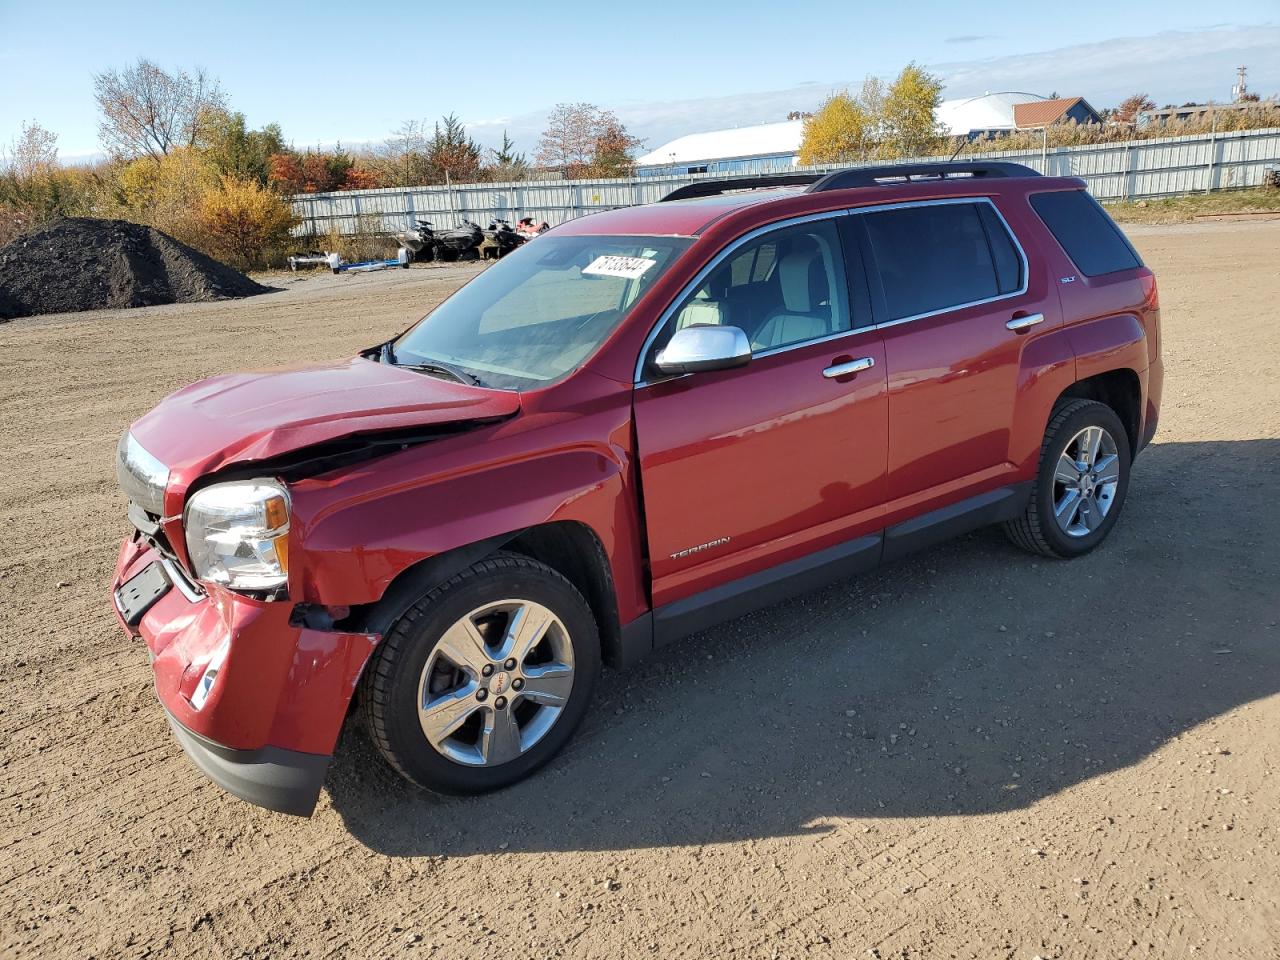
[863,201,1022,321]
[650,218,852,363]
[394,234,692,390]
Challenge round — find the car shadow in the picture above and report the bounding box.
[326,438,1280,855]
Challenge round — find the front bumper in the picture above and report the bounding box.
[113,535,379,816]
[163,706,330,816]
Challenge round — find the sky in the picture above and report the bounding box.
[1,0,1277,163]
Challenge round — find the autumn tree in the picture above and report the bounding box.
[1112,93,1156,124]
[93,59,225,160]
[0,121,90,235]
[267,152,306,194]
[104,147,219,245]
[293,148,353,193]
[536,103,640,178]
[881,63,944,158]
[798,92,872,165]
[198,175,298,269]
[194,108,284,184]
[589,115,641,177]
[425,114,483,183]
[338,166,384,190]
[797,76,892,164]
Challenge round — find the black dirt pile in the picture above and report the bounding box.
[0,217,268,321]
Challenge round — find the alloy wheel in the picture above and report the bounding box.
[1052,425,1121,538]
[417,599,576,767]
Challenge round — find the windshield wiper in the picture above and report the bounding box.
[380,340,485,387]
[402,359,486,387]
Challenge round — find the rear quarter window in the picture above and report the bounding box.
[1030,190,1142,278]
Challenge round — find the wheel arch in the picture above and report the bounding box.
[1056,368,1142,455]
[347,520,627,669]
[504,521,626,669]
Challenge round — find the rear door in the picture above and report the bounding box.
[633,214,888,615]
[855,197,1060,528]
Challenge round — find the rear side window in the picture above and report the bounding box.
[862,201,1021,321]
[1030,190,1142,277]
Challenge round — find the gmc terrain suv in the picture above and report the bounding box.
[112,162,1162,815]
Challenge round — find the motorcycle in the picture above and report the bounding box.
[433,219,484,261]
[395,219,437,263]
[480,218,524,260]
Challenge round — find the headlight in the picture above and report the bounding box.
[184,480,291,591]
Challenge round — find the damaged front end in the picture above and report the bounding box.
[111,357,521,814]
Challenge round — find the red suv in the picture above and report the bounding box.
[112,162,1162,815]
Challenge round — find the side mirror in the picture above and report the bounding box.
[654,324,752,376]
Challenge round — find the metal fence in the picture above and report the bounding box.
[291,127,1280,237]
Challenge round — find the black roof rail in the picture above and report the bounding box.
[807,161,1041,192]
[657,162,1041,203]
[660,173,822,202]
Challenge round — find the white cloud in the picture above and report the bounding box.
[463,24,1279,154]
[934,25,1280,105]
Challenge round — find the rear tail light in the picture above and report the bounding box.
[1141,271,1159,311]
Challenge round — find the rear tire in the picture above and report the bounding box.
[360,553,600,794]
[1004,399,1131,559]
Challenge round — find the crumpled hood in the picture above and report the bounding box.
[130,356,520,496]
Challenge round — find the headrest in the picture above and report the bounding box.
[675,299,726,329]
[778,250,820,313]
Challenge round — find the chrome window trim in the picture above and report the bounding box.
[632,197,1029,385]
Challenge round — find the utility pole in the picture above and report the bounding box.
[1232,65,1248,102]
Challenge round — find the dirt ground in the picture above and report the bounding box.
[2,224,1278,960]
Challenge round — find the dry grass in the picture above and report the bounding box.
[1108,187,1280,223]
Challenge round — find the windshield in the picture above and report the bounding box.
[392,234,693,390]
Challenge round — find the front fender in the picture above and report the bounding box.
[285,377,648,626]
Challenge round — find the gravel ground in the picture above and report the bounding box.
[1,226,1278,959]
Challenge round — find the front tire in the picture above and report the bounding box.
[360,554,600,794]
[1004,399,1131,559]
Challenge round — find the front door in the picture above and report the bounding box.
[633,216,888,614]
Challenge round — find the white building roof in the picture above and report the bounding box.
[635,91,1051,167]
[636,120,804,167]
[936,91,1048,136]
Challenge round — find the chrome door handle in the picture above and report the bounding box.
[822,357,875,379]
[1006,313,1045,332]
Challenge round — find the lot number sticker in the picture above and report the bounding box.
[582,255,657,280]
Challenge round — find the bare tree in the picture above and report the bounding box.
[3,121,59,177]
[379,119,433,186]
[536,103,603,174]
[93,59,225,160]
[536,103,640,177]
